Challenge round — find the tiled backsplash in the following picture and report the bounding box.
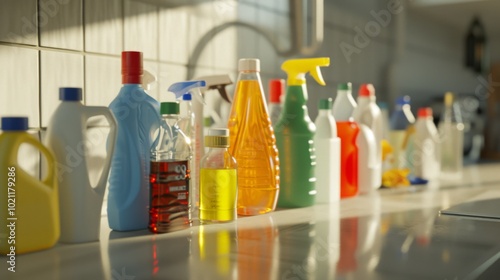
[1,0,475,193]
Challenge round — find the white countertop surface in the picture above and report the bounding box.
[3,163,500,280]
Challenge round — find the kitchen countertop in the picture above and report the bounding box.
[3,163,500,280]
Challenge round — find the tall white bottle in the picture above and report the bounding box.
[45,87,117,243]
[352,84,383,193]
[314,98,341,203]
[414,108,440,180]
[333,82,357,120]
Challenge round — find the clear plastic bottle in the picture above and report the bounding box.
[149,102,192,233]
[199,128,238,223]
[438,92,464,179]
[228,58,280,215]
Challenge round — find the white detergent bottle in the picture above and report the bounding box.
[314,98,341,203]
[352,84,383,193]
[332,82,356,120]
[45,87,117,243]
[414,107,440,180]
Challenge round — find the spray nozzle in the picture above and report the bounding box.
[168,80,206,100]
[195,75,233,103]
[281,57,330,86]
[142,70,156,91]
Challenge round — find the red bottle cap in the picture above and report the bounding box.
[269,79,284,103]
[358,84,375,97]
[122,51,143,84]
[418,107,433,118]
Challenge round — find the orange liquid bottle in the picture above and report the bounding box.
[227,58,280,215]
[337,121,359,198]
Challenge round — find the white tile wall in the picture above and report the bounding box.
[0,45,39,128]
[85,55,121,107]
[84,0,123,54]
[41,51,84,127]
[0,0,38,45]
[188,12,215,68]
[39,0,83,50]
[159,7,190,64]
[158,63,188,102]
[124,0,158,60]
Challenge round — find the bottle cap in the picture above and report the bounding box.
[396,96,410,106]
[359,84,375,97]
[208,128,229,136]
[418,107,433,118]
[238,58,260,72]
[160,102,180,115]
[319,98,333,110]
[1,117,28,131]
[269,79,285,103]
[122,51,143,84]
[59,87,82,101]
[337,82,352,91]
[281,57,330,86]
[205,128,229,147]
[444,92,454,106]
[182,93,192,101]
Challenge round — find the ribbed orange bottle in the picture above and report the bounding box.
[227,58,280,215]
[337,122,359,198]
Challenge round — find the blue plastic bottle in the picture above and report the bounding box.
[107,51,161,231]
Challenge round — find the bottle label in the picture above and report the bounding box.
[149,160,190,232]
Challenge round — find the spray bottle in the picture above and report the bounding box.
[275,57,330,208]
[167,80,206,218]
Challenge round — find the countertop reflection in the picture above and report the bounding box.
[3,163,500,280]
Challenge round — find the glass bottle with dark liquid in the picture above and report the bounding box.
[149,102,192,233]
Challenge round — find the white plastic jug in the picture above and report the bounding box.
[45,88,117,243]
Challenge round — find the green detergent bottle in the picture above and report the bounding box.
[275,57,330,208]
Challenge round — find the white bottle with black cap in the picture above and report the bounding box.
[45,87,117,243]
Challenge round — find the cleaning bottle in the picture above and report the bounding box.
[168,80,206,219]
[333,84,359,198]
[108,51,161,231]
[314,98,341,203]
[352,84,383,193]
[268,79,285,125]
[332,83,356,121]
[414,107,440,180]
[275,57,330,208]
[150,102,192,233]
[45,87,117,243]
[389,96,415,169]
[227,58,280,215]
[0,117,59,254]
[438,92,464,179]
[199,128,238,223]
[193,74,232,152]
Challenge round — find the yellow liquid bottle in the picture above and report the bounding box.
[0,117,59,255]
[199,129,238,223]
[227,59,280,215]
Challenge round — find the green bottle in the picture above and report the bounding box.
[275,57,330,208]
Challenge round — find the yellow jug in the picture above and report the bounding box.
[0,117,59,255]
